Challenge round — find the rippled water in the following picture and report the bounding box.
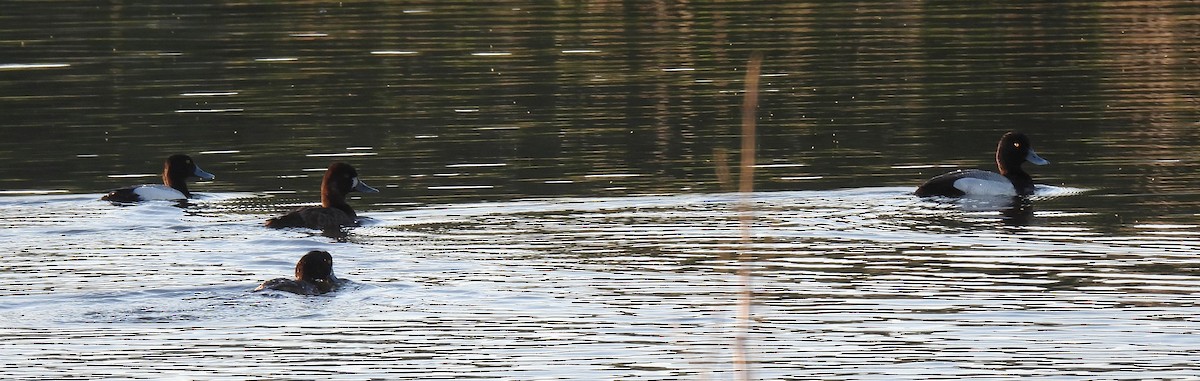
[2,0,1200,379]
[4,187,1199,379]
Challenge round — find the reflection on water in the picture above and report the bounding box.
[1,1,1197,212]
[1,0,1199,379]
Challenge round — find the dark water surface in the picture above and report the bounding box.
[1,1,1199,379]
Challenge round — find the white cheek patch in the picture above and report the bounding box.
[352,178,360,188]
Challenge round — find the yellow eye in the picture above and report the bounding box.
[1013,143,1021,148]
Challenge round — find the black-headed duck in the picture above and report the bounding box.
[915,131,1049,198]
[101,154,215,202]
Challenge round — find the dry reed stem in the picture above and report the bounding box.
[734,51,762,381]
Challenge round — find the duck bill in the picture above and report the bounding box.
[193,165,216,180]
[352,177,380,193]
[1025,149,1049,165]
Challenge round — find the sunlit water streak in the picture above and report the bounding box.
[1,188,1197,379]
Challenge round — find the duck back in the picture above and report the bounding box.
[265,206,356,230]
[255,278,323,295]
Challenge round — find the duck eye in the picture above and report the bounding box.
[1013,143,1021,148]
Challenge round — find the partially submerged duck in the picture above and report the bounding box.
[265,162,379,230]
[101,154,215,202]
[255,250,342,295]
[915,131,1049,198]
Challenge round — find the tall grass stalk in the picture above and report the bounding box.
[734,51,762,381]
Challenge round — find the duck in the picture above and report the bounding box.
[101,154,216,202]
[265,162,379,230]
[254,250,342,295]
[914,131,1049,198]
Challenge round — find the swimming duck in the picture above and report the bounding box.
[101,154,215,202]
[915,131,1049,198]
[254,250,341,295]
[265,162,379,230]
